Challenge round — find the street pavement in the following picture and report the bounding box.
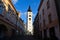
[16,35,38,40]
[0,35,40,40]
[10,35,39,40]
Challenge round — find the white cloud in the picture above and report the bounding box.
[12,0,18,4]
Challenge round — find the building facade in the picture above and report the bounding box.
[33,12,40,39]
[0,0,25,39]
[27,6,33,35]
[33,0,60,40]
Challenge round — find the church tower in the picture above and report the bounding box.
[27,6,33,35]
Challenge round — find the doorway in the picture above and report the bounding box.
[49,27,58,40]
[0,24,7,40]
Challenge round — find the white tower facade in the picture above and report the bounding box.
[27,6,33,35]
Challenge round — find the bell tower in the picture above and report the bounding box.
[27,6,33,35]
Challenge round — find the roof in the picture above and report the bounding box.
[38,0,44,11]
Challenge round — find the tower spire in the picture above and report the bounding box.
[28,6,32,12]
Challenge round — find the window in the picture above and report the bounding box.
[42,9,44,16]
[8,5,11,11]
[39,23,41,28]
[44,29,47,38]
[29,18,31,20]
[0,8,3,14]
[0,0,3,3]
[49,27,55,38]
[12,13,14,15]
[40,31,42,38]
[40,15,41,19]
[29,15,31,17]
[48,14,52,23]
[0,5,4,14]
[47,0,50,9]
[43,19,45,27]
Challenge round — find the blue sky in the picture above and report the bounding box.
[12,0,40,24]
